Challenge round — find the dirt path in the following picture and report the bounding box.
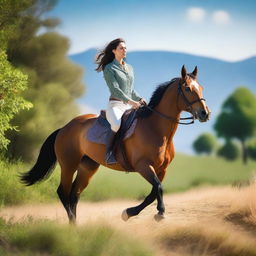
[0,186,231,225]
[1,186,256,255]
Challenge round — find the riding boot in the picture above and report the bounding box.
[105,130,117,164]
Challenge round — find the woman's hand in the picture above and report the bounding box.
[139,98,147,105]
[128,100,141,109]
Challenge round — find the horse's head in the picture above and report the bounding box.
[178,65,210,122]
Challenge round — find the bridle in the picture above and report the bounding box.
[177,78,206,111]
[144,77,206,125]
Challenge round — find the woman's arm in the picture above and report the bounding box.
[131,89,142,101]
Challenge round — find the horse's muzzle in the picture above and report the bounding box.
[197,107,211,122]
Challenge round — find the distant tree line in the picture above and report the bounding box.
[0,0,85,161]
[193,87,256,164]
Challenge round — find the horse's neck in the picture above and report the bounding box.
[152,83,181,139]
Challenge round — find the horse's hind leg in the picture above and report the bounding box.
[57,164,77,222]
[69,155,99,223]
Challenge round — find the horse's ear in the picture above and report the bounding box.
[192,66,198,77]
[181,65,187,79]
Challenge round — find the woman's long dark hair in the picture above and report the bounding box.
[95,38,125,72]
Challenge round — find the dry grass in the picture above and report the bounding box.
[225,178,256,235]
[155,181,256,256]
[1,181,256,256]
[157,223,256,256]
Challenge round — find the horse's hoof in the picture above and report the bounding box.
[154,213,165,222]
[121,209,130,221]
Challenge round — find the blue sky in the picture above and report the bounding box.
[46,0,256,61]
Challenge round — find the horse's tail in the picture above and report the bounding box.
[20,129,61,186]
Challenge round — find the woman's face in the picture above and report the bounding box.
[113,42,127,60]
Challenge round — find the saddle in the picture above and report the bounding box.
[87,109,138,171]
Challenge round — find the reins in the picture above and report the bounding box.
[143,78,206,125]
[144,105,195,125]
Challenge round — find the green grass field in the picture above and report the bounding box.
[0,154,255,206]
[0,218,152,256]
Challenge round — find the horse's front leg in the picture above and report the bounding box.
[122,163,165,221]
[122,186,156,220]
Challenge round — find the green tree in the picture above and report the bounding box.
[217,140,240,161]
[4,0,85,161]
[0,52,32,151]
[214,87,256,164]
[193,133,217,155]
[0,0,33,48]
[0,0,33,153]
[248,138,256,161]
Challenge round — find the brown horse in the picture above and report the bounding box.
[21,65,210,223]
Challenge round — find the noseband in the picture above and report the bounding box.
[145,78,206,125]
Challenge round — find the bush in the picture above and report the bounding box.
[217,140,240,160]
[0,159,59,206]
[193,133,217,155]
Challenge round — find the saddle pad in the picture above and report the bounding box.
[87,115,137,145]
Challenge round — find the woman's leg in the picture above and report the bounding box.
[105,101,131,164]
[106,101,130,132]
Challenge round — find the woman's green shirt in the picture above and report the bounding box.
[103,59,141,103]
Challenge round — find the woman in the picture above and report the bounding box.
[95,38,145,164]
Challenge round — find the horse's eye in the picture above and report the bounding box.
[185,87,191,92]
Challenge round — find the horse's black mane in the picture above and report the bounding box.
[137,78,179,118]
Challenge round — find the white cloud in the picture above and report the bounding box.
[187,7,206,23]
[212,10,230,24]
